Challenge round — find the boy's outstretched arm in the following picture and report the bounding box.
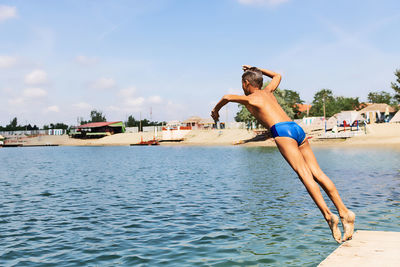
[211,94,249,121]
[243,65,281,92]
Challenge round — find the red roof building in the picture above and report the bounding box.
[71,121,125,139]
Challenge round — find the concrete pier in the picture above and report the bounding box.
[319,230,400,266]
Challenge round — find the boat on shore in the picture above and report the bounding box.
[130,136,160,146]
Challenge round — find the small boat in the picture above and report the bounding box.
[130,136,160,146]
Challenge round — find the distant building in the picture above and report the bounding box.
[48,129,65,135]
[70,121,125,139]
[182,116,202,129]
[166,120,181,128]
[182,116,216,129]
[359,103,396,123]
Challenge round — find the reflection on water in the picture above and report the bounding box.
[0,146,399,266]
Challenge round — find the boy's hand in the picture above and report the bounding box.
[242,65,252,71]
[211,109,219,122]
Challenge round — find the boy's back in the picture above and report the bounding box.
[211,65,291,128]
[243,90,292,128]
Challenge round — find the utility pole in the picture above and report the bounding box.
[139,112,142,132]
[150,107,152,121]
[323,96,327,133]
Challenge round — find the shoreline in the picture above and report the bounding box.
[2,124,400,148]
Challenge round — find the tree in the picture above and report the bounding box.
[309,89,359,117]
[90,110,106,122]
[9,117,18,129]
[335,96,360,111]
[125,115,165,131]
[0,118,40,131]
[282,89,304,119]
[391,69,400,103]
[367,91,393,104]
[282,89,303,106]
[126,115,138,127]
[44,123,69,130]
[309,89,335,117]
[235,104,258,127]
[4,117,22,131]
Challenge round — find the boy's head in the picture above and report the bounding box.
[242,67,263,95]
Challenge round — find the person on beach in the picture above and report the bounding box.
[211,65,355,243]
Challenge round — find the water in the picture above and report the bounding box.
[0,146,399,266]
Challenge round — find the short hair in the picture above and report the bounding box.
[242,67,263,89]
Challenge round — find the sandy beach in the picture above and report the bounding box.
[6,123,399,148]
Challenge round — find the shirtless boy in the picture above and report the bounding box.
[211,65,355,243]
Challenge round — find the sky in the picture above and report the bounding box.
[1,0,400,126]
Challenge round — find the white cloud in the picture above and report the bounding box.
[0,5,17,22]
[148,95,162,104]
[118,87,136,97]
[238,0,289,6]
[75,55,99,65]
[45,105,60,113]
[125,97,145,107]
[0,55,17,68]
[24,69,48,85]
[90,77,116,90]
[73,102,92,109]
[23,88,47,98]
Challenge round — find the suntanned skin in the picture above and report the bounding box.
[211,65,355,243]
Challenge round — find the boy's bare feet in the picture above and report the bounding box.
[327,214,342,243]
[341,210,355,241]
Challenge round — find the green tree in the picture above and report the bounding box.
[282,89,304,118]
[309,89,359,117]
[90,110,106,122]
[367,91,393,104]
[44,123,69,130]
[141,119,166,126]
[282,89,303,105]
[9,117,18,129]
[234,104,258,127]
[309,89,335,117]
[4,117,22,131]
[126,115,138,127]
[391,69,400,103]
[335,96,360,111]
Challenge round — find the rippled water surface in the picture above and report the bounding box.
[1,146,399,266]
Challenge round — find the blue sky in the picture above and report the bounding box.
[1,0,399,126]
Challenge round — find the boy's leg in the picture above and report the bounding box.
[274,137,342,243]
[299,140,355,241]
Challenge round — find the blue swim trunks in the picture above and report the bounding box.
[270,121,306,146]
